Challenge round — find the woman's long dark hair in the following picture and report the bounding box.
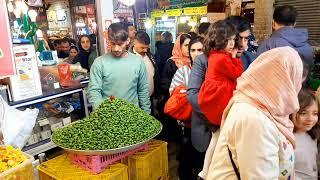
[188,36,204,63]
[203,20,237,55]
[179,33,191,48]
[296,89,320,140]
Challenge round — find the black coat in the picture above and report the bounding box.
[160,59,177,99]
[155,41,174,76]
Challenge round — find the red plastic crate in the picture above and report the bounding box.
[68,144,149,174]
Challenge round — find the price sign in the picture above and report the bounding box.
[184,6,207,15]
[167,9,182,16]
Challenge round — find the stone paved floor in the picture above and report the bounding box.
[167,141,179,180]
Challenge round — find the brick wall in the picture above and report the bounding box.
[253,0,274,43]
[209,0,275,43]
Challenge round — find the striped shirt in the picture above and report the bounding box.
[169,65,191,94]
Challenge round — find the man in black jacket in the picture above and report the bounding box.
[129,31,161,116]
[155,31,174,76]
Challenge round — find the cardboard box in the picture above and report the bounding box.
[9,45,42,101]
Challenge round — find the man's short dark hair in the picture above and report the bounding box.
[188,32,198,39]
[54,39,61,46]
[225,16,251,33]
[108,22,128,42]
[61,37,70,44]
[198,22,210,35]
[161,31,173,43]
[69,38,77,46]
[135,31,150,45]
[273,5,297,26]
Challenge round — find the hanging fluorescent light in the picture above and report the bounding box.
[180,16,187,23]
[200,17,208,23]
[119,0,136,6]
[188,21,197,27]
[162,13,168,21]
[145,18,152,29]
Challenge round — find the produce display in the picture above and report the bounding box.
[0,146,27,173]
[52,98,162,150]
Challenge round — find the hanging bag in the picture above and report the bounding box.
[164,85,192,121]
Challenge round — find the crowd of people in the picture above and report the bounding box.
[85,5,319,180]
[49,35,98,72]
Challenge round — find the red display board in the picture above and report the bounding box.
[0,0,15,77]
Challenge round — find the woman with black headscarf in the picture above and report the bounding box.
[73,35,98,71]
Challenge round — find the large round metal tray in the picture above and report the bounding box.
[52,123,162,155]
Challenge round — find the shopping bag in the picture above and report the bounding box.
[164,85,192,121]
[0,95,39,148]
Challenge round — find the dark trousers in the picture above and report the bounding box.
[178,127,205,180]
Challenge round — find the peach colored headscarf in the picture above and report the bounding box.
[171,34,191,68]
[222,46,303,147]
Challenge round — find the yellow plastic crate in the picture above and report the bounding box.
[126,140,168,180]
[0,152,34,180]
[38,154,128,180]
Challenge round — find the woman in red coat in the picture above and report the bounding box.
[198,20,243,126]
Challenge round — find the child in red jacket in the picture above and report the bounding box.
[198,20,243,126]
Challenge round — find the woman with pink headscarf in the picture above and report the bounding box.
[206,46,307,179]
[160,33,192,96]
[158,33,192,121]
[158,33,192,178]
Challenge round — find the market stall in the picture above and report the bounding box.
[1,1,169,179]
[0,0,90,155]
[149,6,207,53]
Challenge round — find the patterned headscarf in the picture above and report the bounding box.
[170,34,191,68]
[222,46,303,146]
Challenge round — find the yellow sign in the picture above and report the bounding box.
[151,6,207,19]
[151,10,163,18]
[184,6,207,15]
[167,9,182,16]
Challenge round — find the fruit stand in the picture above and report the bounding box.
[0,97,168,180]
[0,146,35,180]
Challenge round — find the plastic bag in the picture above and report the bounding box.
[0,95,39,148]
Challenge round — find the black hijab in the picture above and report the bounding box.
[73,35,93,71]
